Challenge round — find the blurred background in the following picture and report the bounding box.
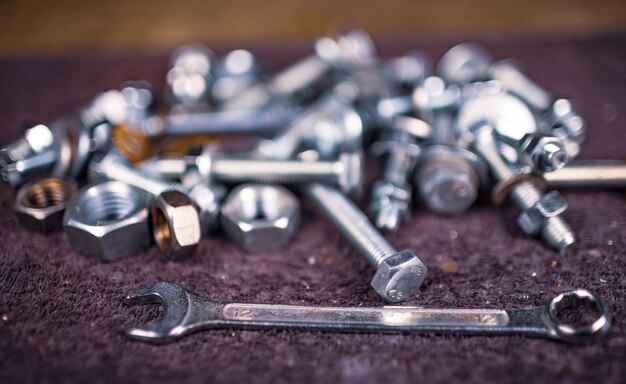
[0,0,625,56]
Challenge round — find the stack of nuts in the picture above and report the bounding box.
[2,29,593,302]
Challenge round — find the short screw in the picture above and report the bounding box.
[471,125,575,250]
[305,182,427,302]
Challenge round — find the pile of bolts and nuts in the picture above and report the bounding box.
[3,29,625,303]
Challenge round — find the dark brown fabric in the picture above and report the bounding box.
[0,35,625,384]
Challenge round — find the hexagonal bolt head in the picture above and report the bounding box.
[371,250,428,303]
[221,183,300,253]
[519,133,568,172]
[183,171,227,234]
[14,178,76,233]
[151,190,202,260]
[517,191,568,235]
[64,181,152,261]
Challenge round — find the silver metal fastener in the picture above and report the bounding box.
[470,125,575,251]
[304,182,427,302]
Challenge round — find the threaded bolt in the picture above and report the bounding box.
[151,149,363,195]
[471,125,575,250]
[305,183,427,302]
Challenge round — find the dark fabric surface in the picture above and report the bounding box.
[0,35,624,384]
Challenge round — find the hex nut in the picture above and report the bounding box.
[14,178,76,233]
[63,181,152,261]
[370,250,428,303]
[517,191,568,235]
[519,134,568,172]
[151,190,201,260]
[221,183,300,253]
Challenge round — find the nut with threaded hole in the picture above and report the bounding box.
[64,181,152,261]
[14,178,76,233]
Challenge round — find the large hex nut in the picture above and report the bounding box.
[221,183,300,253]
[64,181,152,261]
[14,178,76,233]
[151,190,201,260]
[517,191,568,235]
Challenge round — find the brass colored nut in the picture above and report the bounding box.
[64,181,152,261]
[151,190,201,260]
[14,178,76,233]
[221,183,300,253]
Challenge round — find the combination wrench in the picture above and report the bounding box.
[123,281,611,344]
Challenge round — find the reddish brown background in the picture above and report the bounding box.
[0,35,625,383]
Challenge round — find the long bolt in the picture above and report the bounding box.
[305,183,427,302]
[543,160,626,189]
[471,126,575,250]
[150,150,363,195]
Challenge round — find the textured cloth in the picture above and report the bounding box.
[0,35,624,384]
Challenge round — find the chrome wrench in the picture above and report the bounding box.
[123,281,611,344]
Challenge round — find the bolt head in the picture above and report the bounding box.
[338,152,363,196]
[371,250,427,302]
[419,165,478,215]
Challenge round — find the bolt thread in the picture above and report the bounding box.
[541,217,576,250]
[471,127,515,181]
[305,183,396,267]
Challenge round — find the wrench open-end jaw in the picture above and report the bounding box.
[124,281,224,343]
